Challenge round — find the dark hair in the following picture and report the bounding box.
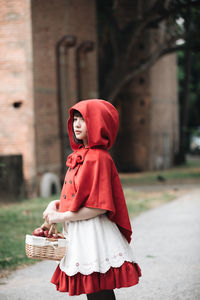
[73,110,83,118]
[72,110,84,144]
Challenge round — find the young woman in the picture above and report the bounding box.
[43,99,141,299]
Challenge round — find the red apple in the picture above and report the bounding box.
[33,227,45,237]
[43,230,49,237]
[57,233,65,239]
[48,234,54,238]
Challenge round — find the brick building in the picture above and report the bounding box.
[0,0,179,199]
[0,0,98,198]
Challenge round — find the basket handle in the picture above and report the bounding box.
[48,223,58,238]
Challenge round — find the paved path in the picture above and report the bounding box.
[0,190,200,300]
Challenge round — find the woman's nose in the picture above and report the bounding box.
[75,119,81,127]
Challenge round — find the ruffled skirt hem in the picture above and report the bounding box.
[51,261,141,296]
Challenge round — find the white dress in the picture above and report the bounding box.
[60,214,135,276]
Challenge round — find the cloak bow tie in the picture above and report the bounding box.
[66,148,89,169]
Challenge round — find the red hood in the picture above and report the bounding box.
[67,99,119,150]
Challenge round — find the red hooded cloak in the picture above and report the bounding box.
[59,99,132,243]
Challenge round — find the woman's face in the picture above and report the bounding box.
[73,114,88,146]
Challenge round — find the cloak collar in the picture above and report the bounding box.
[66,146,89,169]
[67,99,119,151]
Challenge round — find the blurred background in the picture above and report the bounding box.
[0,0,200,201]
[0,0,200,277]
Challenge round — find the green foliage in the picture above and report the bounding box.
[178,49,200,141]
[0,196,60,271]
[120,165,200,186]
[188,51,200,128]
[0,190,177,273]
[177,3,200,131]
[97,0,200,100]
[125,189,175,217]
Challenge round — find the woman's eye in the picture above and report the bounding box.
[73,116,84,122]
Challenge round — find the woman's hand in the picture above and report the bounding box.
[44,211,66,225]
[43,200,60,221]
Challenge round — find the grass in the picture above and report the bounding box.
[120,156,200,186]
[0,155,199,275]
[0,195,62,275]
[0,188,181,275]
[125,189,179,217]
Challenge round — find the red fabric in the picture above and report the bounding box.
[67,99,119,151]
[51,262,142,296]
[59,99,132,243]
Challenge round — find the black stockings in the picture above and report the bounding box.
[87,289,116,300]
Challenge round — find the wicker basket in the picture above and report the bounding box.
[25,224,67,261]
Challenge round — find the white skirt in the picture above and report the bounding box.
[60,214,135,276]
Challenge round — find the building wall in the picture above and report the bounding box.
[0,0,36,196]
[31,0,98,190]
[123,50,179,172]
[0,0,98,197]
[0,0,179,199]
[149,53,179,170]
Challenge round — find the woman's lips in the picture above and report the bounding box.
[75,131,81,134]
